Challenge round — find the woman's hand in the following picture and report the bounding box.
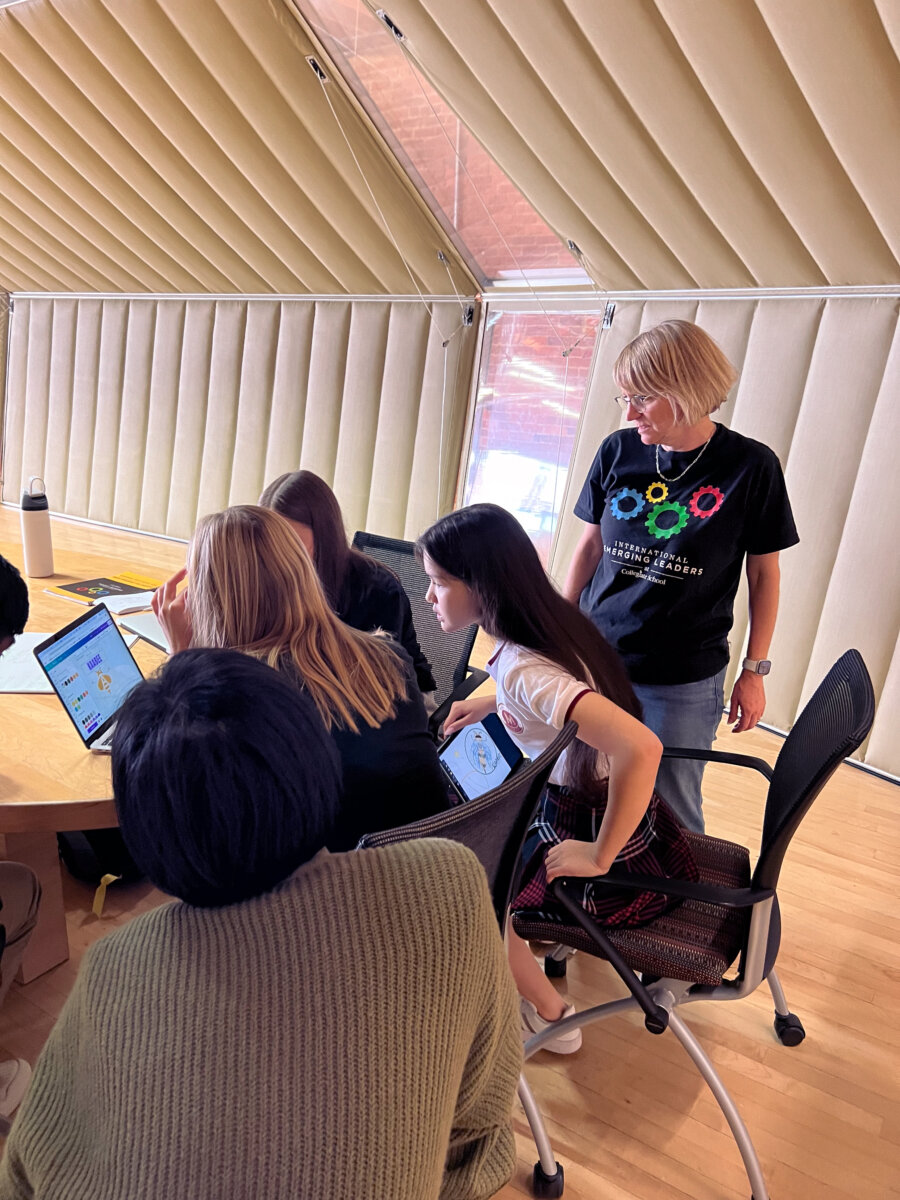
[152,567,192,654]
[442,692,497,736]
[545,839,608,882]
[728,672,766,732]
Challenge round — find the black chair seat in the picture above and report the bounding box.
[513,831,751,987]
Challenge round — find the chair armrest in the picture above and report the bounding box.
[662,746,774,781]
[549,879,669,1032]
[428,668,490,739]
[553,868,775,909]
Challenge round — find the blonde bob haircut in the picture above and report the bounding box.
[614,320,738,425]
[188,505,406,733]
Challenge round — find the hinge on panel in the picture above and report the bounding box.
[376,11,406,41]
[306,56,328,83]
[602,301,616,329]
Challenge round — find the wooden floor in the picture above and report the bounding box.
[1,723,897,1198]
[0,516,896,1196]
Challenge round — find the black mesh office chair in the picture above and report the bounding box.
[512,650,875,1199]
[351,531,488,736]
[359,721,578,1185]
[358,721,577,927]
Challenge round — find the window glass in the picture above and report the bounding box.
[463,311,599,563]
[295,0,588,286]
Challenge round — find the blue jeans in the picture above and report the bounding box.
[631,668,726,834]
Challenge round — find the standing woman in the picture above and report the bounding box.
[564,320,798,832]
[153,506,447,848]
[259,471,436,696]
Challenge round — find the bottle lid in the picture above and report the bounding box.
[21,476,49,511]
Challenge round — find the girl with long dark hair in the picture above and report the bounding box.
[259,470,436,694]
[418,503,697,1052]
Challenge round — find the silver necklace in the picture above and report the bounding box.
[655,426,716,483]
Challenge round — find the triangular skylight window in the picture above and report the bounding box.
[293,0,590,289]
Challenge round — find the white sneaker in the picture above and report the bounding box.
[520,997,583,1054]
[0,1058,30,1118]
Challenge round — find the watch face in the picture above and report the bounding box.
[757,660,771,676]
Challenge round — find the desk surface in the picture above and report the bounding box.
[0,507,185,833]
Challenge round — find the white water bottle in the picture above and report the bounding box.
[20,477,54,577]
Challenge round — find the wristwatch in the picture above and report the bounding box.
[742,657,771,675]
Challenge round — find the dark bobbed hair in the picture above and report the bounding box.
[418,504,641,796]
[0,555,29,641]
[259,470,370,617]
[111,649,342,907]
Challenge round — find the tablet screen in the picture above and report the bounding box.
[439,719,517,802]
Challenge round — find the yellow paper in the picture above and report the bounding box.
[92,873,122,918]
[111,572,162,591]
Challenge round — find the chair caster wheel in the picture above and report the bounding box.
[532,1160,564,1197]
[774,1011,805,1046]
[544,953,568,979]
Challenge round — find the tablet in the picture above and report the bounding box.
[438,712,524,803]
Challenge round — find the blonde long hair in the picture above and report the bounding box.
[188,506,406,732]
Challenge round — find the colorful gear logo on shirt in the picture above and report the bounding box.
[645,501,689,540]
[609,487,645,520]
[645,481,668,504]
[688,485,725,519]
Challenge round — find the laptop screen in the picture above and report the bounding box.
[35,606,143,745]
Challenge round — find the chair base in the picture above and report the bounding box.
[774,1010,805,1046]
[531,1160,564,1198]
[521,984,771,1200]
[543,951,568,979]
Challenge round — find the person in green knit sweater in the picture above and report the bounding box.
[0,650,522,1200]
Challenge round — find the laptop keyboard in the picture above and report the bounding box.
[91,724,115,754]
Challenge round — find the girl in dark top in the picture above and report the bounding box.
[259,470,436,695]
[152,505,447,850]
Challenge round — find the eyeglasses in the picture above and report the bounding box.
[613,394,654,412]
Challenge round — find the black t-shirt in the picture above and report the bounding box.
[279,646,447,852]
[574,424,798,685]
[338,554,437,694]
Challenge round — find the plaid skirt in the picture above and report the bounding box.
[512,782,699,927]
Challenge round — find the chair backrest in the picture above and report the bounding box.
[754,650,875,891]
[351,530,480,706]
[358,721,578,926]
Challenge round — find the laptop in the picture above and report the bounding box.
[438,712,525,803]
[33,604,144,754]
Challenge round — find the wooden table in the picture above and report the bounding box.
[0,507,185,980]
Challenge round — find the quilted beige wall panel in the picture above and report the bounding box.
[0,0,473,295]
[1,295,477,547]
[547,295,900,774]
[376,0,900,287]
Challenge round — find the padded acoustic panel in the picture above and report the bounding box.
[374,0,900,288]
[0,0,473,295]
[1,294,477,544]
[548,295,900,774]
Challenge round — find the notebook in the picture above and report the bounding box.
[119,610,170,652]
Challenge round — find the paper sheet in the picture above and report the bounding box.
[0,631,140,693]
[119,611,170,653]
[101,591,155,616]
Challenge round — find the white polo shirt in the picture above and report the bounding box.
[487,642,592,784]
